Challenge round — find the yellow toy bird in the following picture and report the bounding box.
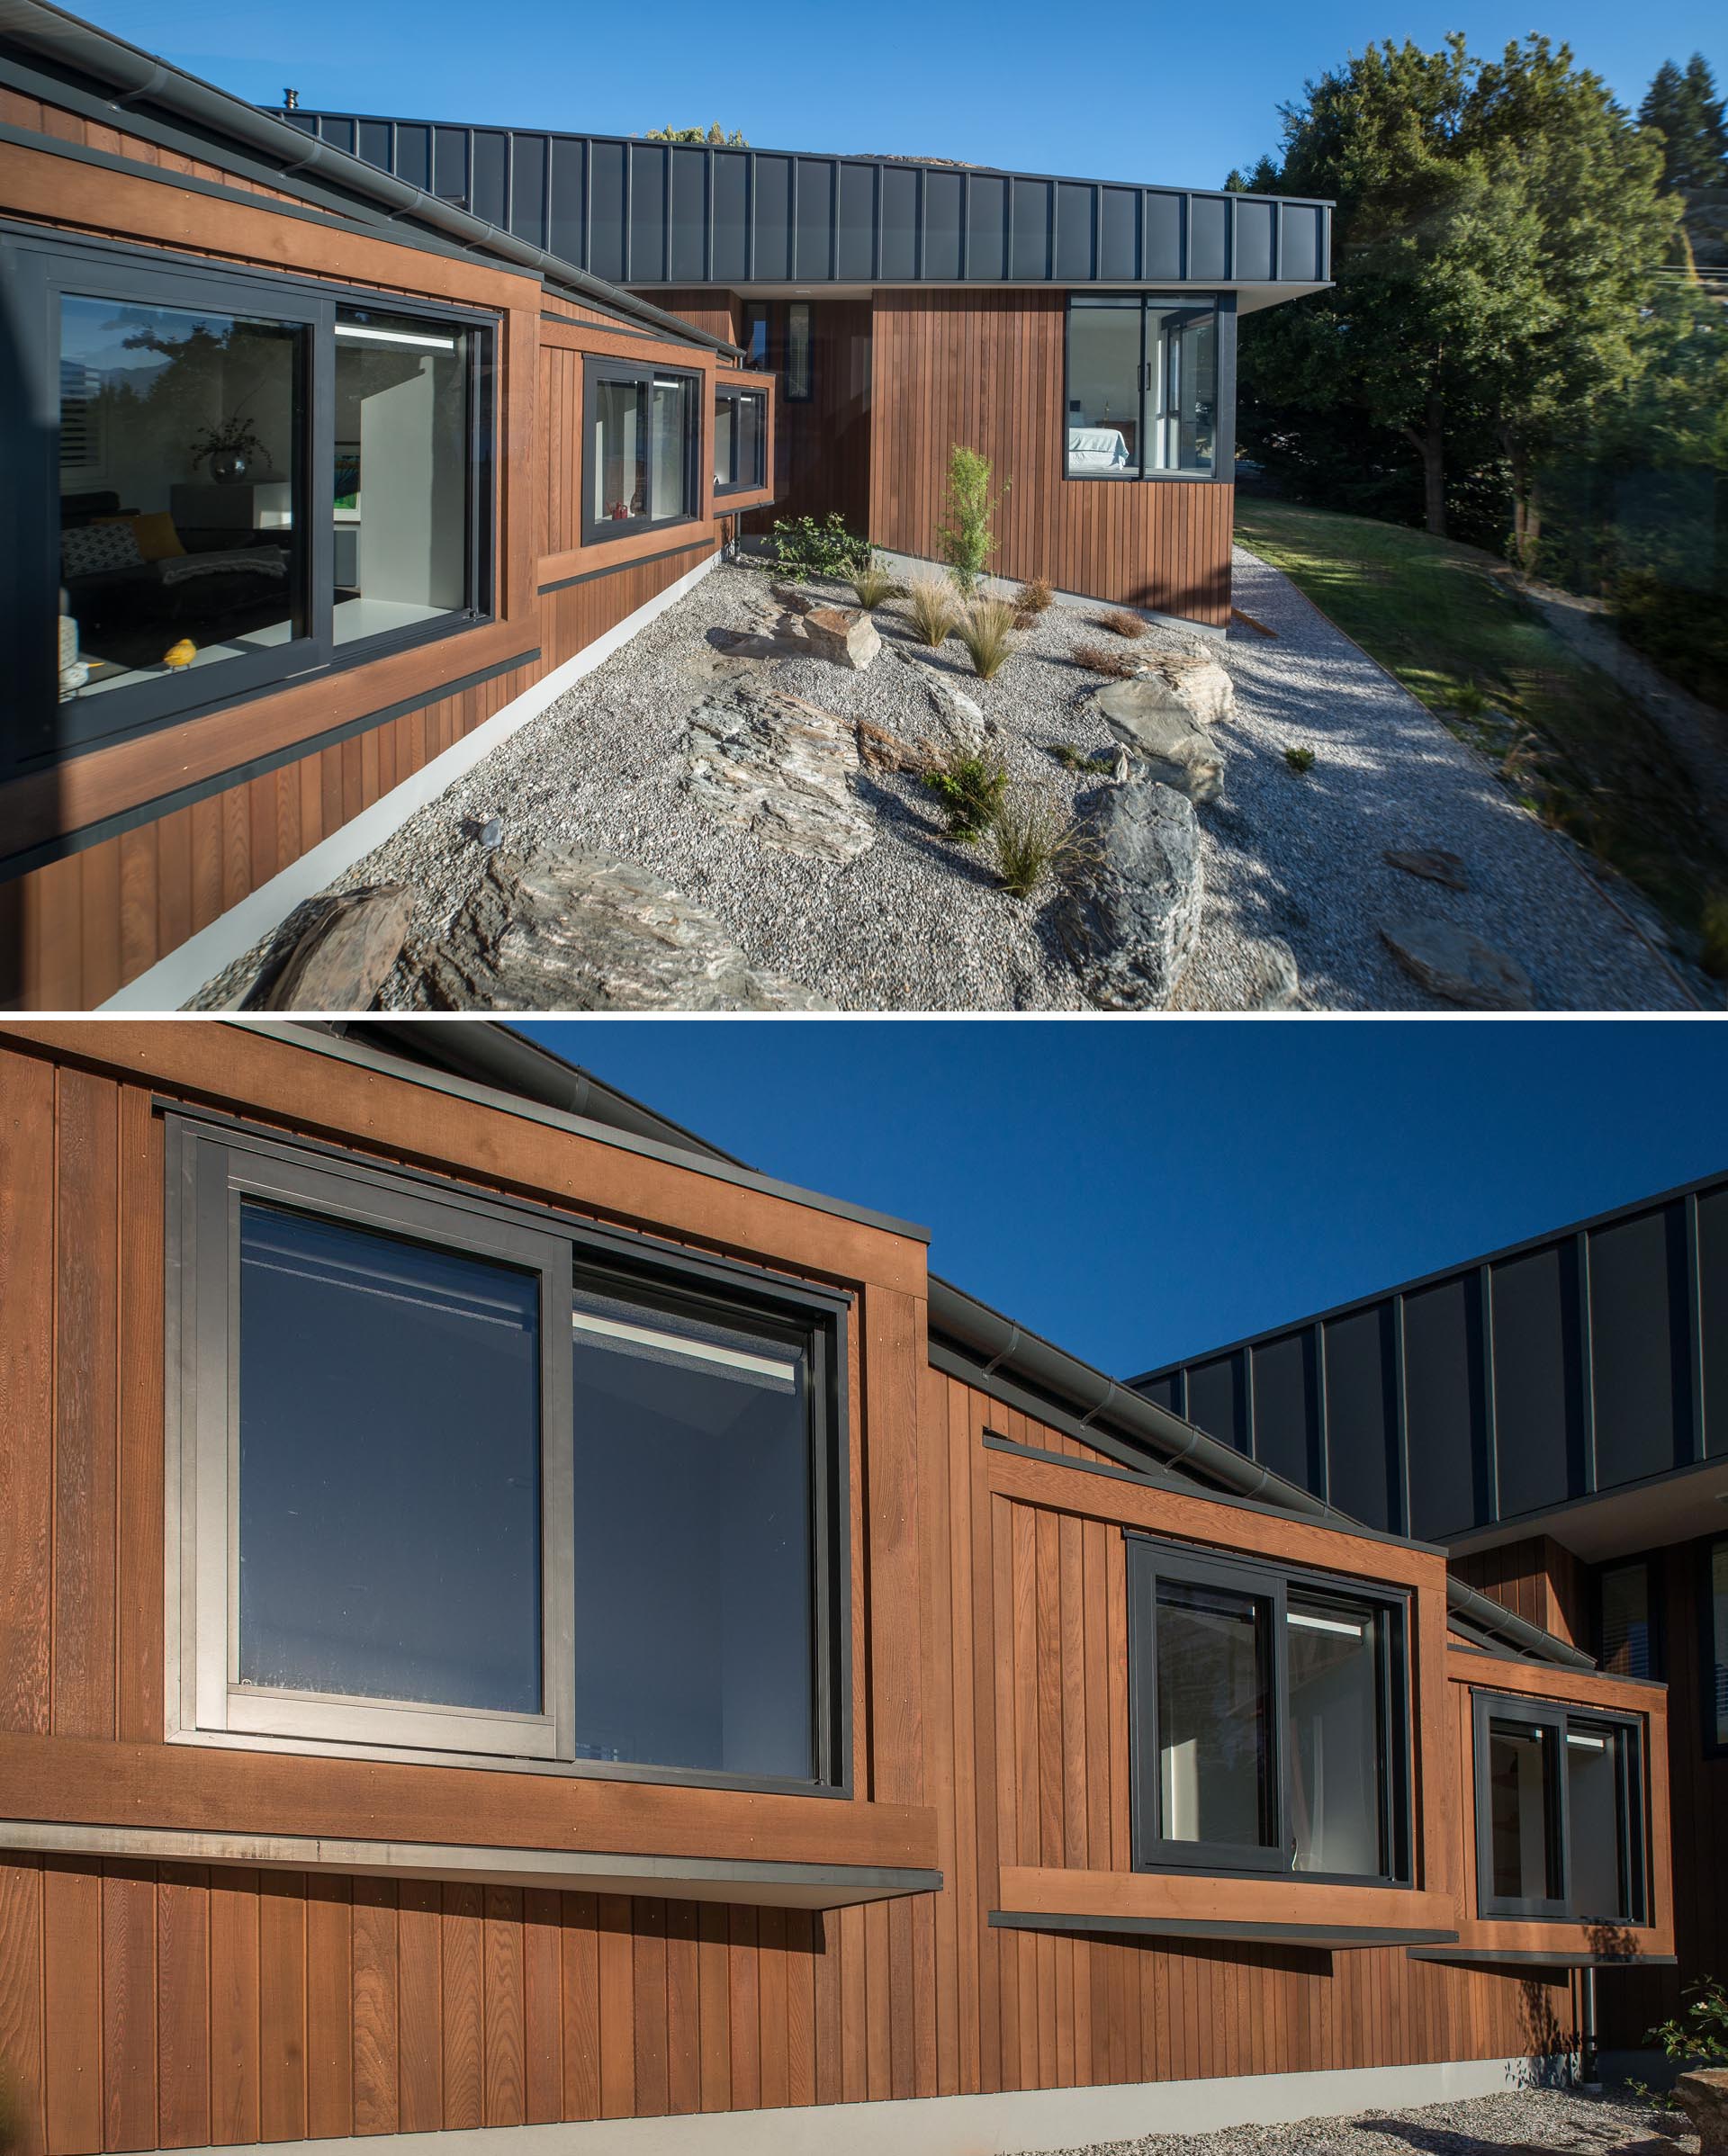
[162,638,197,670]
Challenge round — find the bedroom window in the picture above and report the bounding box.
[4,233,494,775]
[1472,1693,1646,1922]
[583,358,700,542]
[1065,295,1227,481]
[168,1117,850,1792]
[1128,1540,1410,1882]
[713,382,767,496]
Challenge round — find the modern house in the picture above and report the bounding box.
[0,1017,1678,2156]
[0,1,1328,1011]
[1132,1166,1728,2066]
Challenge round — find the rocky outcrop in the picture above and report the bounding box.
[684,682,874,863]
[1676,2069,1728,2154]
[1058,779,1202,1009]
[1116,649,1236,730]
[1092,678,1227,804]
[417,849,833,1011]
[1380,915,1535,1010]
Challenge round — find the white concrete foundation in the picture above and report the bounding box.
[158,2054,1575,2156]
[101,548,720,1012]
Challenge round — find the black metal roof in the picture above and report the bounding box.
[1131,1168,1728,1548]
[283,112,1332,298]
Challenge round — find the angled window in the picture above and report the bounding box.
[713,382,767,497]
[583,357,700,542]
[1472,1692,1646,1923]
[170,1118,850,1792]
[1128,1540,1410,1882]
[1598,1557,1659,1681]
[1065,295,1230,483]
[2,232,494,777]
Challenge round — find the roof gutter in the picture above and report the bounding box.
[1446,1578,1597,1672]
[0,0,742,356]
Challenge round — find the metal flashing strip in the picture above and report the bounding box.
[992,1911,1462,1951]
[1408,1946,1677,1969]
[212,1028,932,1245]
[0,1821,939,1912]
[539,536,714,595]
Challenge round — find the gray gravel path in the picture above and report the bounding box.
[1020,2084,1688,2156]
[192,551,1696,1012]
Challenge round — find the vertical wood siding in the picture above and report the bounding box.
[1452,1539,1589,1650]
[0,1047,1613,2153]
[868,291,1233,624]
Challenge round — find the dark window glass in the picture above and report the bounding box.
[743,303,770,369]
[1566,1723,1629,1918]
[1066,301,1140,475]
[714,393,734,490]
[1151,303,1217,473]
[58,293,307,699]
[1489,1719,1559,1904]
[236,1204,542,1713]
[1288,1594,1387,1875]
[332,306,473,647]
[650,375,693,520]
[1599,1560,1656,1680]
[1712,1541,1728,1747]
[592,375,646,526]
[1155,1579,1274,1848]
[714,387,765,493]
[786,301,812,400]
[570,1285,816,1779]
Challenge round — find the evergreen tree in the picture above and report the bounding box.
[1639,55,1728,193]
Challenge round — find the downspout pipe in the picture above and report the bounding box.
[0,0,742,356]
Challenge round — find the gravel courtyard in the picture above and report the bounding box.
[1015,2085,1690,2156]
[194,548,1696,1012]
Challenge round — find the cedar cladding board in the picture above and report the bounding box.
[0,1023,1676,2152]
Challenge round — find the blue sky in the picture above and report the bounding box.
[513,1019,1727,1378]
[91,0,1721,193]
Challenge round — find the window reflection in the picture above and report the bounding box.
[1156,1579,1274,1848]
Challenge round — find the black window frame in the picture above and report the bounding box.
[1061,292,1237,487]
[1,225,497,783]
[1702,1535,1728,1760]
[1594,1550,1663,1683]
[1126,1536,1412,1886]
[1471,1689,1648,1923]
[166,1111,853,1799]
[712,380,768,498]
[580,354,703,545]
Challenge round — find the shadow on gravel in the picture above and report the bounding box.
[1356,2116,1682,2155]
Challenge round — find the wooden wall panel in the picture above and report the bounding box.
[0,1033,1672,2153]
[1453,1538,1589,1649]
[868,291,1233,624]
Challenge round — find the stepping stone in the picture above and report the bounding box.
[1380,915,1534,1011]
[1384,846,1469,892]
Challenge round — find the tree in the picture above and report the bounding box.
[1640,55,1728,194]
[643,123,747,146]
[1233,35,1678,558]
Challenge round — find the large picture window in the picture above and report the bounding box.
[583,357,699,542]
[1472,1692,1647,1923]
[2,232,493,773]
[713,382,768,497]
[1128,1540,1410,1882]
[170,1118,850,1792]
[1065,295,1228,482]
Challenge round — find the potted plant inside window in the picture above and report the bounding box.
[191,413,270,484]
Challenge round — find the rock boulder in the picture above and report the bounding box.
[684,682,873,863]
[417,849,833,1011]
[1058,779,1202,1009]
[1677,2069,1728,2154]
[797,603,880,670]
[1380,915,1535,1011]
[1092,678,1227,804]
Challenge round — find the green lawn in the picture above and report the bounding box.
[1233,498,1728,951]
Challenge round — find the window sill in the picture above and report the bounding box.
[998,1864,1458,1946]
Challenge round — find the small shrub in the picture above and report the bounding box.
[1702,893,1728,981]
[850,555,899,610]
[1450,681,1490,720]
[936,445,1008,594]
[1013,577,1055,616]
[761,512,872,582]
[1283,745,1317,774]
[1647,1976,1728,2073]
[904,574,959,647]
[1072,639,1141,679]
[925,748,1009,840]
[986,786,1092,899]
[957,597,1020,682]
[1049,741,1113,776]
[1098,606,1147,639]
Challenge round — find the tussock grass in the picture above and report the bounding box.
[986,786,1092,898]
[904,574,959,648]
[1013,577,1055,616]
[849,556,899,610]
[1071,640,1141,679]
[957,596,1020,682]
